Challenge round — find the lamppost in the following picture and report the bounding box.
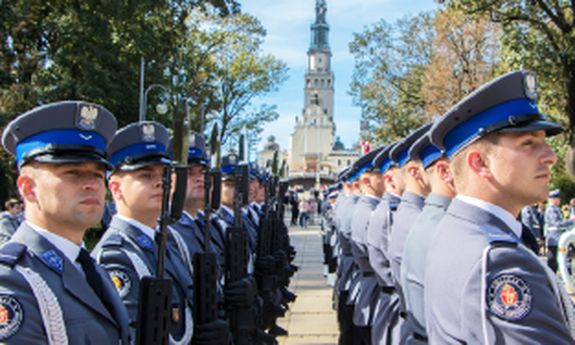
[139,84,170,122]
[138,58,170,122]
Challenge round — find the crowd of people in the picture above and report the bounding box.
[287,189,320,229]
[320,70,575,345]
[520,191,575,273]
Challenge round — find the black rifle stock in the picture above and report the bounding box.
[256,175,276,303]
[193,168,219,324]
[271,181,292,286]
[193,125,221,325]
[226,164,255,344]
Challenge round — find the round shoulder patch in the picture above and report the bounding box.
[487,274,532,321]
[109,269,132,298]
[0,295,23,340]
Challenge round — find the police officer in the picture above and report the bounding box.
[246,163,289,337]
[545,189,574,272]
[168,133,226,275]
[366,142,404,345]
[345,169,363,313]
[520,203,544,246]
[400,131,455,344]
[167,132,233,344]
[324,187,339,285]
[0,101,130,344]
[214,155,258,271]
[321,185,337,278]
[91,121,197,344]
[349,147,385,344]
[215,156,259,253]
[321,188,332,276]
[0,198,23,245]
[247,163,264,229]
[388,125,431,342]
[333,167,360,345]
[213,155,278,344]
[425,70,574,343]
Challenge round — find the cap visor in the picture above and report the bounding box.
[499,119,564,137]
[115,157,172,172]
[186,159,209,167]
[221,175,235,182]
[30,153,112,170]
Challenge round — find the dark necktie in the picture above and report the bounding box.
[195,216,205,230]
[77,248,115,316]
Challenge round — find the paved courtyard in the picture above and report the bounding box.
[278,224,338,345]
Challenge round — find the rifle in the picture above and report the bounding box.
[135,102,189,345]
[272,176,297,304]
[226,136,256,344]
[193,124,220,325]
[256,153,279,328]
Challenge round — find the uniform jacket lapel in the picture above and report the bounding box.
[110,217,158,270]
[216,207,234,227]
[175,214,205,252]
[12,223,118,327]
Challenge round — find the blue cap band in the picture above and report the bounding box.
[221,164,235,175]
[357,162,374,176]
[188,147,205,159]
[377,158,394,173]
[109,142,166,167]
[396,150,409,168]
[443,98,538,157]
[16,129,106,165]
[421,145,442,169]
[349,170,359,182]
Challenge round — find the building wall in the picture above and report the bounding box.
[289,104,334,172]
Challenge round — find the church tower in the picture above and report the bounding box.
[304,0,335,123]
[289,0,336,173]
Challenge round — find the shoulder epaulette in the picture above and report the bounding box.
[0,242,27,268]
[101,233,124,247]
[483,224,518,247]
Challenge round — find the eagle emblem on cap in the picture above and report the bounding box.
[78,105,98,130]
[142,123,156,142]
[524,73,538,100]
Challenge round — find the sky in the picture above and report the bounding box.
[240,0,439,152]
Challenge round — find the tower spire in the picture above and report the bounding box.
[309,0,330,52]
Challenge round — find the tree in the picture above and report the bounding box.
[0,0,241,202]
[441,0,575,172]
[0,0,241,125]
[421,7,501,116]
[348,13,435,144]
[158,6,287,156]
